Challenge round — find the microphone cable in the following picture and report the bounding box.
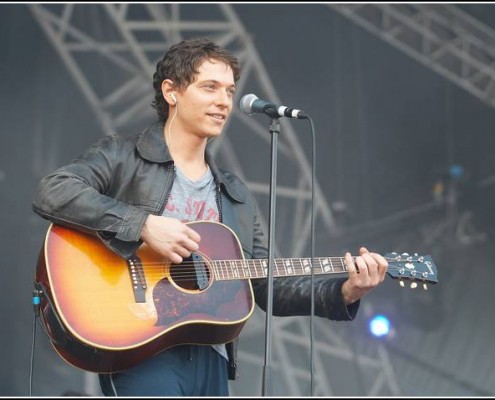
[30,286,42,396]
[239,93,315,394]
[306,116,317,396]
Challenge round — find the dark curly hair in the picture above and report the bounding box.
[151,37,240,122]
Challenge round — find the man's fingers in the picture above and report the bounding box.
[361,252,378,271]
[359,247,389,274]
[185,226,201,243]
[174,244,193,259]
[345,252,357,274]
[373,253,389,268]
[178,232,200,252]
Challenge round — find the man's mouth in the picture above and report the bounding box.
[207,113,226,121]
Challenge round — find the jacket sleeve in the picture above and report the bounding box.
[253,274,359,321]
[32,135,149,257]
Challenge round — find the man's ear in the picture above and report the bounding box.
[161,79,176,105]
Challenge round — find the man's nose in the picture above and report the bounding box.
[215,90,231,106]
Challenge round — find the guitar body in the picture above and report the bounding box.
[35,221,254,373]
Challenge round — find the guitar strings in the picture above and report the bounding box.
[120,267,426,287]
[120,262,417,282]
[132,255,420,267]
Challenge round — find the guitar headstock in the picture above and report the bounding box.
[384,252,438,290]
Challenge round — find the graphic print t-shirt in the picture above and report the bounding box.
[162,165,227,360]
[163,166,218,223]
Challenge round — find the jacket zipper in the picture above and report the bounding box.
[215,182,223,223]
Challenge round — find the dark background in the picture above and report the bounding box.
[1,3,494,396]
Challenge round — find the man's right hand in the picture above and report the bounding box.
[140,215,201,264]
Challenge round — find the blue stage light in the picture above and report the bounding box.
[449,164,464,180]
[368,314,391,338]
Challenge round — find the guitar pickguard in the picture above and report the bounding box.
[153,277,249,326]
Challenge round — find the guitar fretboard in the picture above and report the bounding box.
[212,257,348,281]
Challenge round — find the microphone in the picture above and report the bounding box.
[239,93,308,119]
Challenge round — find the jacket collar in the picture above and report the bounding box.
[136,120,173,163]
[136,120,244,203]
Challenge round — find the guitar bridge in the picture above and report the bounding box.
[127,256,147,303]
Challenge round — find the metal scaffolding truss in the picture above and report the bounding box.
[235,305,401,396]
[28,3,398,396]
[330,3,495,109]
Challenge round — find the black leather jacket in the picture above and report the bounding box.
[32,120,359,380]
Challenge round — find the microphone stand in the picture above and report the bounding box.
[261,117,280,396]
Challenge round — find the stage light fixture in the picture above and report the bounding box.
[368,314,391,338]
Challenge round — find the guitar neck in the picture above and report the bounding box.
[212,256,347,281]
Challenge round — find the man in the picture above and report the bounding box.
[32,37,388,396]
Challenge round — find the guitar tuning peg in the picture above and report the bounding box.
[410,282,418,289]
[399,280,405,287]
[423,283,428,291]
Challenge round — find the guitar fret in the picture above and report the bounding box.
[296,258,303,275]
[217,260,225,280]
[320,257,332,273]
[213,262,220,280]
[241,260,250,278]
[301,258,311,274]
[270,259,277,276]
[230,261,239,279]
[329,257,336,272]
[272,259,279,276]
[261,259,268,277]
[337,257,346,272]
[317,257,324,273]
[291,258,299,274]
[274,259,281,277]
[283,259,295,276]
[249,260,256,277]
[222,260,230,280]
[293,258,299,274]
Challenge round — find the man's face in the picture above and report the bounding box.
[174,58,236,139]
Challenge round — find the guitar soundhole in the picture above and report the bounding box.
[169,253,211,292]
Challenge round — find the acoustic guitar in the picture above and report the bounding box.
[34,221,438,373]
